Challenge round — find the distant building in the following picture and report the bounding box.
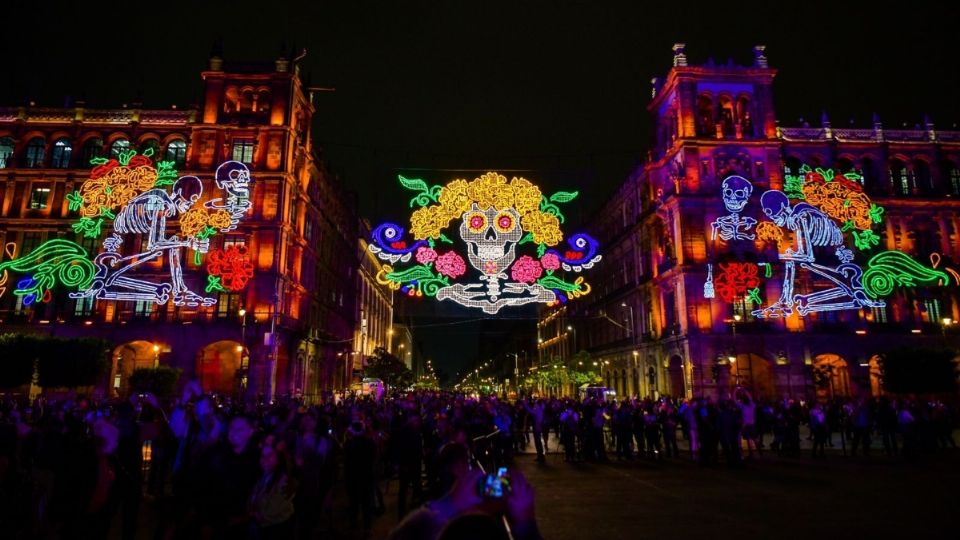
[0,52,357,400]
[353,219,395,384]
[392,323,414,370]
[546,44,960,400]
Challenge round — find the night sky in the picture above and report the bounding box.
[4,1,958,378]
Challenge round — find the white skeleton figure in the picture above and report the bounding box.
[203,161,252,232]
[71,176,214,307]
[752,190,882,318]
[435,203,555,314]
[711,175,757,241]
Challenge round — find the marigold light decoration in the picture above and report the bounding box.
[370,172,601,314]
[0,159,254,308]
[702,164,954,318]
[206,245,255,292]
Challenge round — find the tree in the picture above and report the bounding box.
[878,347,958,395]
[128,366,182,397]
[363,347,415,390]
[0,333,40,388]
[36,337,110,388]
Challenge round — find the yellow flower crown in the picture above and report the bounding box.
[409,172,564,246]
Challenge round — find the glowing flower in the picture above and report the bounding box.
[207,245,254,291]
[540,252,561,271]
[416,246,438,264]
[179,208,209,237]
[207,210,233,230]
[521,211,563,246]
[410,205,452,240]
[435,251,466,279]
[438,179,472,218]
[511,255,543,284]
[467,172,509,210]
[511,177,542,216]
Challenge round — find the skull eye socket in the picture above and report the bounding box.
[494,212,516,233]
[467,212,487,233]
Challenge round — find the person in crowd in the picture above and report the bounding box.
[248,435,296,539]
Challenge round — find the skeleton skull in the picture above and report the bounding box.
[721,175,753,213]
[460,203,522,275]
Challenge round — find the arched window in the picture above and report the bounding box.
[51,138,72,168]
[140,139,160,158]
[257,89,271,112]
[81,138,104,166]
[110,138,130,158]
[736,96,752,137]
[912,159,932,194]
[24,137,46,168]
[890,158,911,196]
[717,96,735,137]
[783,156,802,177]
[0,137,13,168]
[860,156,879,194]
[164,139,187,166]
[946,161,960,196]
[696,94,714,136]
[836,157,855,174]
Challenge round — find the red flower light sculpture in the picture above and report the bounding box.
[206,245,254,291]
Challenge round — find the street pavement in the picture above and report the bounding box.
[117,437,960,539]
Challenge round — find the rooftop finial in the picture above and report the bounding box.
[672,43,687,67]
[753,45,768,68]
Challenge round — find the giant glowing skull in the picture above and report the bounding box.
[460,203,522,275]
[721,175,753,213]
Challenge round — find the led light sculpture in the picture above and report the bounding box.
[370,172,599,314]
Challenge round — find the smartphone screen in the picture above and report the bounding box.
[479,467,511,498]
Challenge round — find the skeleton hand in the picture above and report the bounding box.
[190,238,210,253]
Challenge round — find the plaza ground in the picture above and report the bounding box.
[117,440,960,539]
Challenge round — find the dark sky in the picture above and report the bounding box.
[4,1,958,376]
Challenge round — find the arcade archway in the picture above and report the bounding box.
[813,354,853,400]
[111,341,159,396]
[197,340,243,395]
[668,355,685,398]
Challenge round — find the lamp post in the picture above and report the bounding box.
[152,344,160,368]
[621,302,635,343]
[730,313,741,390]
[566,325,577,361]
[941,317,953,347]
[238,308,248,393]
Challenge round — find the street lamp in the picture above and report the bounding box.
[152,344,160,368]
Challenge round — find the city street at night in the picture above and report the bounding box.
[2,1,960,539]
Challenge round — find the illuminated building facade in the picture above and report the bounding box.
[548,44,960,401]
[0,53,358,400]
[352,219,395,385]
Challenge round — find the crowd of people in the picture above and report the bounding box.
[0,382,956,539]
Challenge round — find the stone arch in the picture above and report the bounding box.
[111,340,158,396]
[197,340,243,395]
[730,352,775,400]
[813,353,854,401]
[868,355,883,396]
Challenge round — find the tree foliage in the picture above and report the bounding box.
[0,333,40,388]
[36,337,110,388]
[128,366,182,397]
[363,347,415,390]
[878,347,958,395]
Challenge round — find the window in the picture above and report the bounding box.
[923,299,942,323]
[870,305,887,324]
[754,160,765,180]
[950,163,960,195]
[14,295,26,315]
[134,300,153,317]
[20,232,42,254]
[51,138,72,168]
[232,138,254,164]
[304,217,314,242]
[25,137,45,167]
[29,187,51,209]
[74,296,94,316]
[164,139,187,166]
[913,159,931,194]
[216,293,241,318]
[0,137,13,168]
[81,138,104,165]
[110,139,130,158]
[890,159,911,196]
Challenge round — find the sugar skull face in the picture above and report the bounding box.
[722,175,753,213]
[460,203,522,275]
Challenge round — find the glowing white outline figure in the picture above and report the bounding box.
[203,161,252,232]
[711,175,757,241]
[435,203,556,314]
[752,189,883,318]
[703,263,715,298]
[71,172,228,308]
